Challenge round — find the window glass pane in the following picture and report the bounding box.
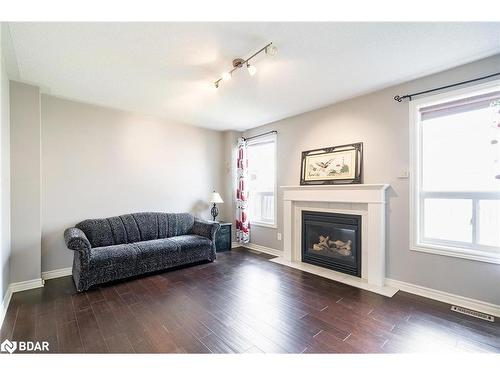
[421,105,500,192]
[247,139,275,224]
[478,200,500,248]
[416,88,500,256]
[423,198,472,243]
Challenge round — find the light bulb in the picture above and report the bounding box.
[222,72,231,81]
[247,64,257,76]
[265,44,278,56]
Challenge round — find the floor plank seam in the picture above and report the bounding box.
[9,305,20,341]
[380,338,389,349]
[313,329,323,338]
[88,296,111,353]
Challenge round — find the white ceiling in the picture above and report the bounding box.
[7,22,500,130]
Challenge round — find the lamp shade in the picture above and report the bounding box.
[210,192,224,204]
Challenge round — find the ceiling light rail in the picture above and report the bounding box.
[213,42,278,89]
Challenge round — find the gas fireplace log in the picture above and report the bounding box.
[311,236,352,256]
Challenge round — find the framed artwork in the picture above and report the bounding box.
[300,142,363,185]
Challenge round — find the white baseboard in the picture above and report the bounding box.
[385,278,500,318]
[233,242,283,257]
[0,286,13,331]
[9,278,45,293]
[1,278,44,329]
[42,267,72,280]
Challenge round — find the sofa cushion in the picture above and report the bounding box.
[157,213,169,238]
[133,238,179,272]
[132,212,160,241]
[134,235,212,270]
[167,213,194,237]
[168,234,212,251]
[174,235,214,266]
[89,243,137,271]
[118,214,142,243]
[76,218,115,248]
[107,216,128,245]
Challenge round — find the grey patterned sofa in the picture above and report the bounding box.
[64,212,220,292]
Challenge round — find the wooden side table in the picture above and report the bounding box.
[215,223,232,252]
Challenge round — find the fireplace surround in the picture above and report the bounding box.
[302,211,361,277]
[272,184,397,296]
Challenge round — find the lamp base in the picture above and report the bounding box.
[211,203,219,222]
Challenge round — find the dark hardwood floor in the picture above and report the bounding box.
[1,248,499,353]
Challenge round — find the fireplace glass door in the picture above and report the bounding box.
[302,211,361,276]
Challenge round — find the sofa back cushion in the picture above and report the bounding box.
[76,218,115,248]
[75,212,194,248]
[167,213,195,237]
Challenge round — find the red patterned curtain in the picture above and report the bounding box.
[236,137,250,243]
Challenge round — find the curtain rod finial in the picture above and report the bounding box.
[394,95,411,102]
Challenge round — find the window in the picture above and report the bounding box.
[410,80,500,264]
[247,133,277,227]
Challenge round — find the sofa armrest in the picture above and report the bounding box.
[192,219,220,241]
[64,227,91,252]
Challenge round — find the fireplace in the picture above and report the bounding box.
[302,211,361,277]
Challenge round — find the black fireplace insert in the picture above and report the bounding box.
[302,211,361,277]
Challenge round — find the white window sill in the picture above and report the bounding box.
[411,243,500,265]
[250,221,277,229]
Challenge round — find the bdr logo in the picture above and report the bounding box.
[1,339,49,353]
[1,339,16,353]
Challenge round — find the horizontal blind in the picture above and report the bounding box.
[420,90,500,121]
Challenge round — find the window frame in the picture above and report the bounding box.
[409,79,500,264]
[246,133,278,229]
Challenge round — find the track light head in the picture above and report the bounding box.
[247,63,257,76]
[265,44,278,56]
[222,72,232,81]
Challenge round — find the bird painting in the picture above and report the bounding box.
[315,159,333,169]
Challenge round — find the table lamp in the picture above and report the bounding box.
[210,191,224,221]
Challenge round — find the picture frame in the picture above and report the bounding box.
[300,142,363,185]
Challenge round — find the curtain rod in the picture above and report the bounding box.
[394,72,500,102]
[243,130,277,141]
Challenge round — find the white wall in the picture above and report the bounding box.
[9,81,42,284]
[0,25,12,304]
[41,95,225,273]
[243,54,500,305]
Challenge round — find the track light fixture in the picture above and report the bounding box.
[213,42,277,90]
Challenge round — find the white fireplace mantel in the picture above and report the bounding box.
[280,184,389,203]
[273,184,397,296]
